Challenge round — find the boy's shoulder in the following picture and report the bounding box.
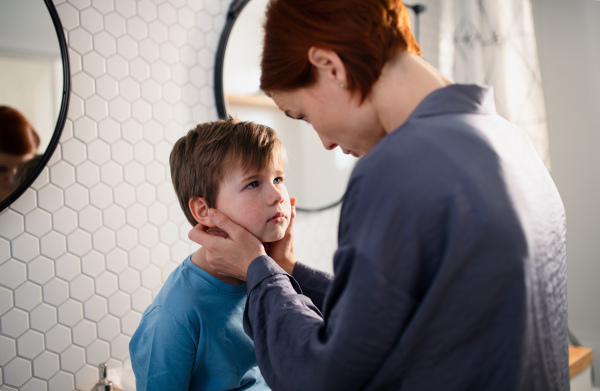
[144,255,247,321]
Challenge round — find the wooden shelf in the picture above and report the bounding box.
[226,93,277,108]
[569,345,593,379]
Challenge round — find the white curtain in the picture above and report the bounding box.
[438,0,551,168]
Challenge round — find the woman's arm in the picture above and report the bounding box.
[291,262,333,312]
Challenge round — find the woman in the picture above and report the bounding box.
[0,105,40,201]
[190,0,568,389]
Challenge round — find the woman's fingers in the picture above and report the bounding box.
[189,208,266,280]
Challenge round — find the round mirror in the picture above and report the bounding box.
[214,0,357,212]
[0,0,70,211]
[214,0,424,212]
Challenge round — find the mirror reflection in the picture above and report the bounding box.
[222,0,359,211]
[0,0,63,202]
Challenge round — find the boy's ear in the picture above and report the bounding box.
[188,196,216,227]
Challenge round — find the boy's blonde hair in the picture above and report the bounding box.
[170,116,285,227]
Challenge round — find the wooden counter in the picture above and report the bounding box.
[569,345,593,379]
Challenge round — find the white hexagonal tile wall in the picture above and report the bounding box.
[48,371,74,391]
[109,334,130,361]
[81,295,107,326]
[80,250,105,278]
[11,233,40,263]
[118,269,140,294]
[104,12,126,37]
[0,286,12,316]
[27,256,54,286]
[21,377,48,391]
[107,291,130,318]
[3,357,32,388]
[16,329,45,359]
[89,183,114,210]
[60,344,86,373]
[55,253,81,282]
[0,237,9,263]
[85,339,110,366]
[120,311,141,336]
[69,275,95,303]
[94,271,118,299]
[0,2,260,389]
[0,335,16,366]
[64,183,91,211]
[0,260,27,289]
[40,231,67,259]
[74,364,97,391]
[66,229,92,257]
[44,324,72,354]
[1,308,29,338]
[24,209,52,237]
[37,184,64,213]
[72,319,97,347]
[97,315,120,343]
[0,210,25,240]
[33,351,60,380]
[42,278,69,307]
[29,304,57,333]
[14,282,42,312]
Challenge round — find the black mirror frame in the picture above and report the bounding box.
[213,0,425,213]
[0,0,71,213]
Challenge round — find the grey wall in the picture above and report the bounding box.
[531,0,600,385]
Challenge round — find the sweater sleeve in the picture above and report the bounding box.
[291,262,333,312]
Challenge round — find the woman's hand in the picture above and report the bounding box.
[188,209,266,281]
[265,197,298,275]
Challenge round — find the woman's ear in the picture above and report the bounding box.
[189,196,216,227]
[308,47,347,86]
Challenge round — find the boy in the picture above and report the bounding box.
[129,117,291,390]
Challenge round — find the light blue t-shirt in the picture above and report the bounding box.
[129,254,269,391]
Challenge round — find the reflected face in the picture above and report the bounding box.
[0,151,34,200]
[214,160,291,243]
[270,79,386,158]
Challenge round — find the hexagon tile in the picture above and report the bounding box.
[0,0,228,390]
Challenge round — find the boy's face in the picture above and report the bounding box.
[214,159,291,243]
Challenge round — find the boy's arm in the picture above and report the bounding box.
[129,307,196,391]
[291,262,333,312]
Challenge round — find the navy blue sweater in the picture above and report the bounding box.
[244,84,568,391]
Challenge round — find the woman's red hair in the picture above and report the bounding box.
[260,0,422,100]
[0,106,40,155]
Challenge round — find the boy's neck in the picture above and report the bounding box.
[190,247,245,286]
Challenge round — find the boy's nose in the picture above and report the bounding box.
[268,185,285,205]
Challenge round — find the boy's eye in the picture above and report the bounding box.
[273,177,283,184]
[246,180,259,189]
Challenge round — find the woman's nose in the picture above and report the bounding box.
[318,134,338,151]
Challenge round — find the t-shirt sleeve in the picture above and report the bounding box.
[291,261,333,311]
[129,306,197,391]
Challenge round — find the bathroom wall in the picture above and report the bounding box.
[0,1,336,390]
[0,1,223,389]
